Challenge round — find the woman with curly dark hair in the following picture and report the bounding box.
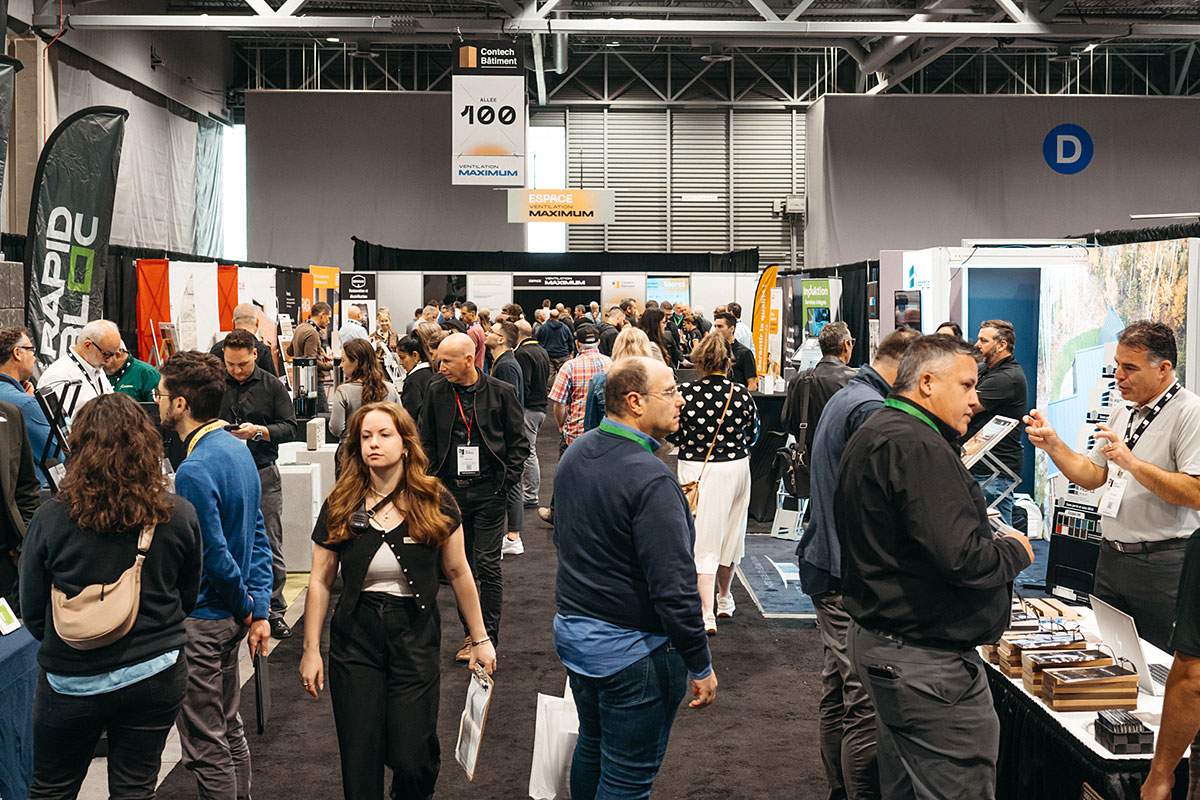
[20,393,202,797]
[300,402,496,800]
[330,337,399,441]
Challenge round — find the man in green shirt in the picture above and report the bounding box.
[106,347,161,402]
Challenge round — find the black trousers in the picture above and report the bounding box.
[329,593,442,800]
[31,658,187,800]
[451,482,506,644]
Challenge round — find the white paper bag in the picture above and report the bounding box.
[528,684,579,800]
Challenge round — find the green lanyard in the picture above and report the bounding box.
[883,397,940,434]
[599,419,655,454]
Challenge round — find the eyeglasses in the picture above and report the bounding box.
[641,386,680,401]
[15,345,34,354]
[86,340,119,360]
[151,389,173,402]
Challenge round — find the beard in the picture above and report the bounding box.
[159,403,181,433]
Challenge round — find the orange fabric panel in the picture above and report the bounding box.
[136,259,171,363]
[217,264,239,331]
[300,273,314,320]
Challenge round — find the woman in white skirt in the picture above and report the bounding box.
[669,332,760,634]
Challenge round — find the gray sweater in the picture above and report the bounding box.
[330,381,400,438]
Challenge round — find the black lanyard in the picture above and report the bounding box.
[1123,381,1181,448]
[69,350,106,395]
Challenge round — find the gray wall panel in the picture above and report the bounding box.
[246,91,522,268]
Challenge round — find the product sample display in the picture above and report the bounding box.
[1041,664,1139,712]
[995,632,1087,678]
[1093,709,1154,755]
[1021,649,1113,693]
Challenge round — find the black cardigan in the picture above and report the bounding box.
[19,495,203,676]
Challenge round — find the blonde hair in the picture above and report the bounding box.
[611,327,654,361]
[691,332,730,375]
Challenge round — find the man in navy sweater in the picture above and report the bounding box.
[158,351,273,800]
[554,356,717,800]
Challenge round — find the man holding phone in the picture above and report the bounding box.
[219,329,298,640]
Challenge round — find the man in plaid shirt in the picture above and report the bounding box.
[538,323,612,524]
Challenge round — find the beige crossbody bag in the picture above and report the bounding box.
[680,384,735,517]
[51,523,155,650]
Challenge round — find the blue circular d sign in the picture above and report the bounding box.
[1044,124,1093,175]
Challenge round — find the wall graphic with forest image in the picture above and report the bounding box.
[1037,238,1194,502]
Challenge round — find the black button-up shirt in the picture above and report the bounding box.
[964,354,1028,476]
[219,367,298,470]
[833,394,1031,650]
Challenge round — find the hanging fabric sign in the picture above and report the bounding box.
[25,106,128,370]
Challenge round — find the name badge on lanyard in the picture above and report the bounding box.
[455,391,481,476]
[1098,470,1128,518]
[1099,382,1180,518]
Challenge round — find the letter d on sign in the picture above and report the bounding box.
[1043,123,1093,175]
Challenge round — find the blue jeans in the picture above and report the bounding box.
[567,644,688,800]
[977,474,1017,526]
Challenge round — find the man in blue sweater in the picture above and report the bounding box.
[536,308,576,384]
[157,351,273,800]
[797,326,919,800]
[554,356,717,800]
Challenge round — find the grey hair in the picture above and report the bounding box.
[80,319,118,343]
[892,334,978,392]
[817,321,852,356]
[232,303,258,325]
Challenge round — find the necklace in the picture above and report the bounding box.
[367,486,402,523]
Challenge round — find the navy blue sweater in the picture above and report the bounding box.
[553,423,711,675]
[536,319,575,359]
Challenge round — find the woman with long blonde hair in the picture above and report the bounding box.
[300,401,495,800]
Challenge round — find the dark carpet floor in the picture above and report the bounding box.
[155,424,830,800]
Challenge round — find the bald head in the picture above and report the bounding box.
[516,319,533,337]
[347,306,362,322]
[232,303,259,330]
[437,332,478,386]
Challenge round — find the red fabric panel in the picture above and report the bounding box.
[136,260,171,364]
[217,264,239,332]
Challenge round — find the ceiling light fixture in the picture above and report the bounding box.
[701,45,733,63]
[326,36,340,43]
[1049,44,1078,63]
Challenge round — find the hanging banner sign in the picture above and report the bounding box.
[0,57,23,202]
[276,270,304,326]
[342,271,377,332]
[452,41,525,186]
[513,274,601,289]
[507,189,615,224]
[25,106,128,370]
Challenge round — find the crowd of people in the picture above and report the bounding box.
[1,295,1198,800]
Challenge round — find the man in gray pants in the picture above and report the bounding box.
[514,321,552,507]
[833,335,1033,799]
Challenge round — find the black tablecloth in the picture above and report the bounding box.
[748,392,787,523]
[988,662,1189,800]
[0,626,38,800]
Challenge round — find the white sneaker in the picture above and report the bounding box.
[502,536,525,555]
[716,593,735,618]
[704,612,717,636]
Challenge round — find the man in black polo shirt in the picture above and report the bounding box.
[419,333,528,660]
[834,335,1033,800]
[514,320,552,507]
[967,319,1028,525]
[713,312,758,391]
[219,328,298,639]
[1142,530,1200,800]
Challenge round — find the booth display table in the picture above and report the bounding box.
[986,610,1190,800]
[0,625,38,800]
[747,391,787,522]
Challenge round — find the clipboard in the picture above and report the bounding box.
[455,665,494,781]
[960,415,1020,469]
[254,650,271,735]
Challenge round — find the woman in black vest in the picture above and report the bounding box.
[20,393,202,797]
[300,401,496,800]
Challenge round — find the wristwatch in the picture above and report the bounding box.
[252,426,265,442]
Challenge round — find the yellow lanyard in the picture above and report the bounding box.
[186,421,225,458]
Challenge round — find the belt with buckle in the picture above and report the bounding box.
[452,476,496,489]
[1103,537,1190,554]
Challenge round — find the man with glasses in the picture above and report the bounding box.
[553,356,717,798]
[37,318,121,414]
[0,327,53,483]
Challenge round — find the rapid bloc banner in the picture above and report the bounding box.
[25,106,128,369]
[0,57,24,202]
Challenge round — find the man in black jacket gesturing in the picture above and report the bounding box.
[420,333,529,660]
[834,335,1033,800]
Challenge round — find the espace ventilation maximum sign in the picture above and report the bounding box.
[452,42,526,186]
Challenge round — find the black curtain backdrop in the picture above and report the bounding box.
[4,232,307,355]
[352,236,759,274]
[1071,221,1200,246]
[780,260,875,367]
